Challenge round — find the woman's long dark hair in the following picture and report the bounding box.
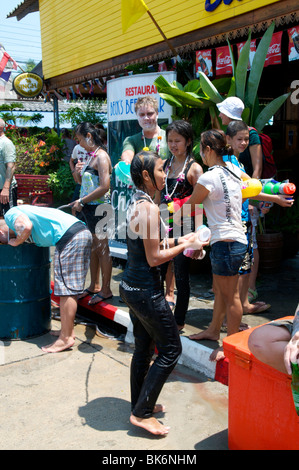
[201,129,233,157]
[166,120,194,156]
[75,122,104,148]
[130,150,160,191]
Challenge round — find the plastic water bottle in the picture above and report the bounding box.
[183,225,211,260]
[291,362,299,416]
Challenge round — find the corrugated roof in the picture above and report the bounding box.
[1,99,107,113]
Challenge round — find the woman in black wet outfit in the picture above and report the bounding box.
[160,121,203,330]
[72,122,113,304]
[120,150,206,436]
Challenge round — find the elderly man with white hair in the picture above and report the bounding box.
[0,118,17,217]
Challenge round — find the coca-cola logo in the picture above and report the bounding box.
[217,55,231,65]
[268,43,281,55]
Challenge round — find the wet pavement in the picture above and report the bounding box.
[104,251,299,354]
[0,248,298,450]
[1,318,228,451]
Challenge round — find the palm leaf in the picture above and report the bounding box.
[227,38,236,77]
[212,77,232,94]
[198,71,223,103]
[254,93,290,132]
[235,31,251,102]
[158,93,183,108]
[246,22,275,111]
[242,107,251,124]
[184,79,201,93]
[154,75,175,89]
[227,76,236,97]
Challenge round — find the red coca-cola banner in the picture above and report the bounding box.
[288,26,299,61]
[196,49,213,77]
[236,39,256,70]
[264,31,283,67]
[215,46,232,76]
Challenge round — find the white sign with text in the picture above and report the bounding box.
[107,71,176,122]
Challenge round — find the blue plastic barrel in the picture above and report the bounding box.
[0,244,51,339]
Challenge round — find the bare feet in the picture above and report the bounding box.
[189,330,220,341]
[50,329,75,339]
[130,414,170,436]
[209,346,225,362]
[153,404,165,413]
[42,337,75,353]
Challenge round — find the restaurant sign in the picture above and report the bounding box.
[13,72,44,98]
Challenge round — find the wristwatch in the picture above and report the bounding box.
[79,198,85,207]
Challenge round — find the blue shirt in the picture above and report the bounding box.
[5,205,83,247]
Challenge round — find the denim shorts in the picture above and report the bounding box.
[210,241,247,276]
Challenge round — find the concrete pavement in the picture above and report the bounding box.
[0,319,228,451]
[0,250,298,450]
[69,251,299,381]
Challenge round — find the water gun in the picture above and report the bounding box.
[261,179,296,196]
[259,179,296,213]
[167,196,191,214]
[241,178,262,199]
[183,225,211,260]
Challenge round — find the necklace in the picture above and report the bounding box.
[164,154,190,202]
[81,146,101,175]
[142,129,162,154]
[132,189,169,249]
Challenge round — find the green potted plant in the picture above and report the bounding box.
[154,22,290,154]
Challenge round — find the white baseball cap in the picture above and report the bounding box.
[216,97,245,120]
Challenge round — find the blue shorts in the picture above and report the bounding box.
[210,241,247,276]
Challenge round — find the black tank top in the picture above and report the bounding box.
[161,157,194,204]
[161,158,195,237]
[122,197,161,290]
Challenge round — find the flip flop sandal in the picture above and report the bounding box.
[248,288,258,303]
[78,289,99,300]
[88,293,113,305]
[243,301,271,315]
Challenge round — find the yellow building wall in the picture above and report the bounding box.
[39,0,282,80]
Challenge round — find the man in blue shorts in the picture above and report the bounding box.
[0,205,92,353]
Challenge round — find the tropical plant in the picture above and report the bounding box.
[225,22,290,132]
[60,98,107,128]
[154,75,213,157]
[47,161,75,203]
[154,22,290,138]
[14,129,66,175]
[0,102,43,126]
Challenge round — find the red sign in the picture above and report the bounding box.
[236,39,256,70]
[196,49,213,77]
[264,31,283,67]
[288,26,299,62]
[215,46,232,76]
